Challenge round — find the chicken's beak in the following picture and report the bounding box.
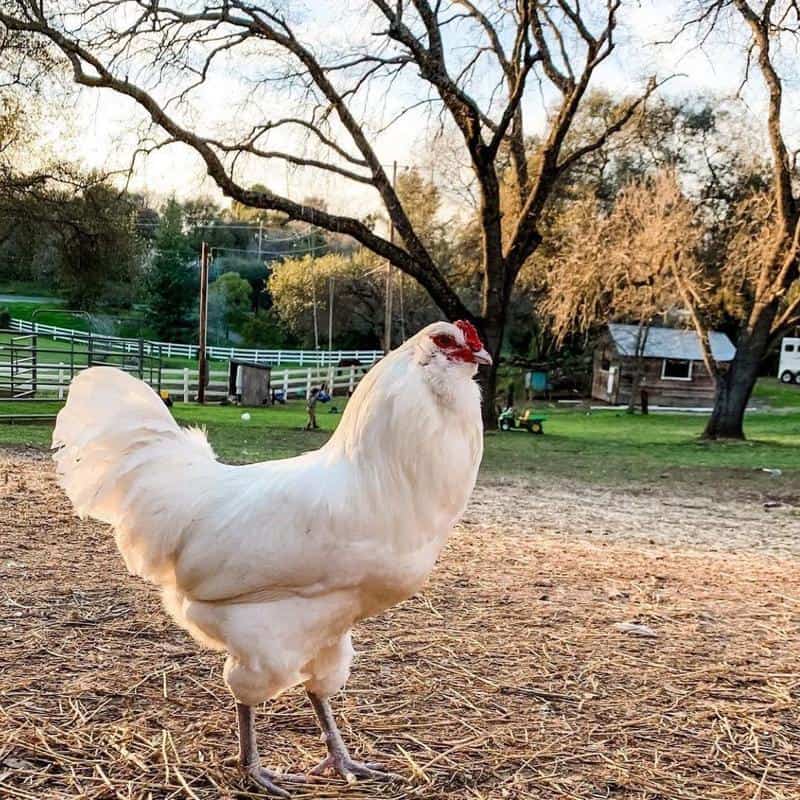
[472,348,493,366]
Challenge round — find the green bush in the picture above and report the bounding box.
[240,311,295,348]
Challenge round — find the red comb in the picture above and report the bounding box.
[455,319,483,352]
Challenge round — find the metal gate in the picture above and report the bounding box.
[0,333,37,398]
[0,329,163,401]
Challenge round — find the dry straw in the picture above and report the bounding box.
[1,450,798,799]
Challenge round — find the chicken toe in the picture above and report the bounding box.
[244,766,293,798]
[310,753,393,782]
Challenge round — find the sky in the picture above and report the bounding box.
[38,1,799,216]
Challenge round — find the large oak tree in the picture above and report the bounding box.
[0,1,658,425]
[684,0,800,438]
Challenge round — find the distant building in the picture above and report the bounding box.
[592,324,736,407]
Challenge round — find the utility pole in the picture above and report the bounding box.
[384,159,397,354]
[328,276,335,352]
[311,260,320,351]
[197,241,210,404]
[257,220,263,260]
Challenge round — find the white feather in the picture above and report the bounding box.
[52,322,484,704]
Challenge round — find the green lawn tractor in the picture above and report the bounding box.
[497,407,546,434]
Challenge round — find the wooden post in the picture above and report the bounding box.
[328,276,334,352]
[197,241,210,404]
[31,333,37,397]
[183,367,190,403]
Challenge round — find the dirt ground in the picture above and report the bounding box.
[1,447,799,800]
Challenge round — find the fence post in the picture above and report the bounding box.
[58,363,65,400]
[282,370,289,396]
[183,367,190,403]
[349,365,355,392]
[306,368,312,398]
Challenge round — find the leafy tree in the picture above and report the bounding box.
[54,181,144,309]
[1,97,144,307]
[240,310,296,348]
[144,200,197,341]
[270,249,437,350]
[212,255,272,311]
[684,1,800,439]
[208,272,251,342]
[1,2,659,427]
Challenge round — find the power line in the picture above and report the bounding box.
[136,222,317,243]
[209,243,329,256]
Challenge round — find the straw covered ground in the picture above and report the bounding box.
[1,447,799,799]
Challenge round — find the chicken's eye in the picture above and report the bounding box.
[432,334,456,348]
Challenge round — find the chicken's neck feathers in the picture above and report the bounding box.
[316,339,483,549]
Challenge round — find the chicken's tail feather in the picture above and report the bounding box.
[52,366,218,582]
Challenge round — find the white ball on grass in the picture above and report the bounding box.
[241,412,251,421]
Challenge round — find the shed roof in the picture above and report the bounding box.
[608,324,736,362]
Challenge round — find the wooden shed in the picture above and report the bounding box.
[228,360,272,406]
[592,324,736,408]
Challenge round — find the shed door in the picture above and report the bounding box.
[606,365,619,402]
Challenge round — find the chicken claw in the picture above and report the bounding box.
[307,691,399,783]
[243,766,293,798]
[310,754,393,782]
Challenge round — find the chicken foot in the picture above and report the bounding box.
[307,690,396,783]
[236,703,306,797]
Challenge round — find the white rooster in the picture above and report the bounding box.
[52,320,491,796]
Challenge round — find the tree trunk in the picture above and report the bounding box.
[626,323,650,415]
[477,320,504,430]
[703,304,776,440]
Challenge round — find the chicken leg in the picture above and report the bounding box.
[306,691,394,782]
[236,703,305,797]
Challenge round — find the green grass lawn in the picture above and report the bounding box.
[0,301,84,330]
[752,377,800,409]
[2,390,798,489]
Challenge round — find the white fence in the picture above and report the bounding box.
[161,364,368,402]
[8,318,383,366]
[1,362,369,402]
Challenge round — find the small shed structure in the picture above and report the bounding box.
[228,360,272,406]
[592,324,736,407]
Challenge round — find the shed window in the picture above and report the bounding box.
[601,356,611,371]
[661,359,693,381]
[786,343,796,352]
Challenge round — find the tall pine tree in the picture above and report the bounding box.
[145,199,197,341]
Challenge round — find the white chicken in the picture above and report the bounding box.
[52,319,491,796]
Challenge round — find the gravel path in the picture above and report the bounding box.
[468,476,800,558]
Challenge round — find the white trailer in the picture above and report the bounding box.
[778,337,800,383]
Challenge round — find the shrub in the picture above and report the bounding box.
[240,311,295,348]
